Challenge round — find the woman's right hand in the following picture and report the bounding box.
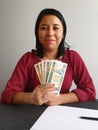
[30,84,56,105]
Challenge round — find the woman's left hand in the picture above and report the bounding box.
[45,94,62,106]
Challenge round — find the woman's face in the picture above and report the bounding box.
[38,15,63,52]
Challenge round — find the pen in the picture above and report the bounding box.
[80,116,98,121]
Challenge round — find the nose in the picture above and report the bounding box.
[47,28,54,36]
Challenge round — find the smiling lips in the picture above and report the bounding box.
[45,39,55,43]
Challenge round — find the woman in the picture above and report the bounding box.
[1,8,96,106]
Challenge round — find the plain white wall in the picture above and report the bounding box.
[0,0,98,98]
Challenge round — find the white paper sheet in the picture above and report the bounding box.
[30,106,98,130]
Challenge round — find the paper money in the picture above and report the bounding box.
[34,60,67,95]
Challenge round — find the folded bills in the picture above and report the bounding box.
[34,60,67,95]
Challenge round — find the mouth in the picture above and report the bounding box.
[45,39,55,43]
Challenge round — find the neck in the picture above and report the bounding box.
[43,51,57,60]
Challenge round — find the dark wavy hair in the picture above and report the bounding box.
[35,8,69,58]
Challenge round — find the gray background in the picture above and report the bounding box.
[0,0,98,98]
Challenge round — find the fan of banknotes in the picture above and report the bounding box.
[34,60,67,95]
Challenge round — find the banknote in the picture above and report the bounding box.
[34,62,42,83]
[41,60,46,84]
[47,60,67,95]
[34,60,67,95]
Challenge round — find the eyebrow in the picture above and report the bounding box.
[40,24,60,26]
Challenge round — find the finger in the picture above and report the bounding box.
[41,87,56,95]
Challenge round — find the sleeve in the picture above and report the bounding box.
[70,50,96,102]
[1,52,32,104]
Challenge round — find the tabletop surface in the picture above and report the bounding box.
[0,100,98,130]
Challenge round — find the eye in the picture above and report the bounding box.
[53,26,60,30]
[40,25,48,30]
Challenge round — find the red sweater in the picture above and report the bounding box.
[1,49,96,104]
